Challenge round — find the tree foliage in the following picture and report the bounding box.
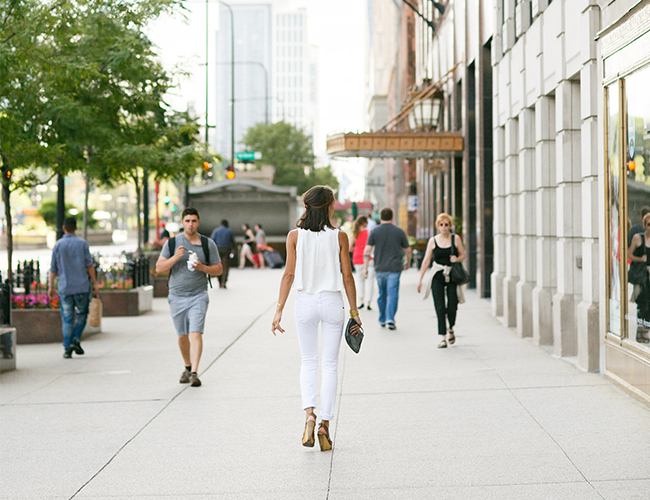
[241,121,338,194]
[0,0,210,262]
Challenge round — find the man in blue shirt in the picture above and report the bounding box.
[48,217,99,358]
[211,219,236,289]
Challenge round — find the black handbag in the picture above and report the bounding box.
[344,318,364,354]
[629,262,647,285]
[450,233,469,285]
[629,237,649,285]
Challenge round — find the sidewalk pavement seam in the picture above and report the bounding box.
[67,303,274,500]
[325,342,348,500]
[0,316,172,407]
[495,372,607,500]
[458,332,608,499]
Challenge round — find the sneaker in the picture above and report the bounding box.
[380,322,386,328]
[179,369,191,384]
[71,340,84,355]
[189,372,202,387]
[387,322,396,330]
[63,348,73,359]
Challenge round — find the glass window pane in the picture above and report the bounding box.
[608,83,621,336]
[625,65,650,346]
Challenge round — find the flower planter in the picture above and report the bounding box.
[99,285,153,317]
[12,309,101,345]
[153,276,169,298]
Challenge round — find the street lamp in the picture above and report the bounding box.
[408,90,444,131]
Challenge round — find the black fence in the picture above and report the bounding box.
[0,272,11,326]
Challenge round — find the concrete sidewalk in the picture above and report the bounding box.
[1,269,649,500]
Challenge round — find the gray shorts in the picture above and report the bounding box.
[168,292,209,336]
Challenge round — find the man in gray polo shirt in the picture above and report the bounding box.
[48,217,100,358]
[364,208,412,330]
[156,207,222,387]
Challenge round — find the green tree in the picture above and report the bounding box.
[0,0,59,279]
[42,0,182,241]
[242,121,339,194]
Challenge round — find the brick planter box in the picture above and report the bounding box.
[12,309,101,345]
[153,276,169,298]
[99,285,153,317]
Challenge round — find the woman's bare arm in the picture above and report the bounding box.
[271,230,298,335]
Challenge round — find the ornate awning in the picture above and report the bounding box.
[326,132,463,159]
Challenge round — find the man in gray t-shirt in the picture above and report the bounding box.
[364,208,412,330]
[156,207,222,387]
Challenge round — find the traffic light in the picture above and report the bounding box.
[163,194,171,205]
[226,165,235,180]
[4,169,11,180]
[203,161,211,171]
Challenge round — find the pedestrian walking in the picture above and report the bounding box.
[48,217,100,358]
[416,213,467,348]
[363,207,411,330]
[627,212,650,344]
[629,206,650,246]
[352,216,374,310]
[254,223,267,269]
[239,223,258,269]
[211,219,236,289]
[271,185,361,451]
[155,207,223,387]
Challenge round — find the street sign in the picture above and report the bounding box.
[407,195,418,212]
[235,151,262,161]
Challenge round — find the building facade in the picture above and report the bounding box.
[356,0,650,405]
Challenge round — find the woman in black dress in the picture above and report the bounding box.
[627,212,650,343]
[417,213,467,348]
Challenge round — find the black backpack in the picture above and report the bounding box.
[168,235,213,288]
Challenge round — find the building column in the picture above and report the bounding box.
[516,108,536,337]
[503,117,520,326]
[492,126,506,317]
[553,79,582,357]
[576,25,600,371]
[533,95,557,345]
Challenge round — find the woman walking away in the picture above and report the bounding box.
[271,186,362,451]
[417,213,466,348]
[352,216,374,310]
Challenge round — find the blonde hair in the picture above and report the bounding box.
[436,213,453,229]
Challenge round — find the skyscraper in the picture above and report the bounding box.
[214,3,314,164]
[216,4,272,163]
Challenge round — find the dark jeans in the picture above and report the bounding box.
[218,248,231,287]
[431,273,458,336]
[60,292,90,349]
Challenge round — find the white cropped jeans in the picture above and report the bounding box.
[294,290,345,421]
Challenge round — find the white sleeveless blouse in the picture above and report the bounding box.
[293,227,344,293]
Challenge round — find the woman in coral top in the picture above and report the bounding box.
[352,216,374,310]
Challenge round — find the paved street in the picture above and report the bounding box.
[1,268,649,500]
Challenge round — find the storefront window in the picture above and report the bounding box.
[625,66,650,347]
[607,83,621,336]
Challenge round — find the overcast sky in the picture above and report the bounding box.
[148,0,368,200]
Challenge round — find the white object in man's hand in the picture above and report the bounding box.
[187,251,199,271]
